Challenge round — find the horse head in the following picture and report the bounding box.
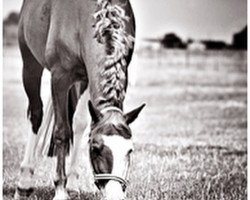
[88,101,145,200]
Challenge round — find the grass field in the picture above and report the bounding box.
[3,47,247,200]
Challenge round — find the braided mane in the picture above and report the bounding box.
[93,0,134,105]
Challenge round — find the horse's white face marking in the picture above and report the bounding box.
[102,135,133,176]
[102,135,133,199]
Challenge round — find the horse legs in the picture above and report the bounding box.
[67,86,90,193]
[15,42,44,199]
[50,68,75,200]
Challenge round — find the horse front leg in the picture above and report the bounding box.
[50,69,73,200]
[67,87,90,194]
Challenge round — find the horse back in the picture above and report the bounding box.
[19,0,135,71]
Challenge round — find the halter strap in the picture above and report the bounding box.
[94,174,128,191]
[93,106,128,191]
[100,106,123,115]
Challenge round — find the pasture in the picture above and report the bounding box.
[3,46,247,199]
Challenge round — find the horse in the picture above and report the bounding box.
[14,0,145,199]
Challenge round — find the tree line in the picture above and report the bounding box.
[3,11,247,50]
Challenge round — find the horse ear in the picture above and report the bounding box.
[88,101,103,124]
[124,103,146,124]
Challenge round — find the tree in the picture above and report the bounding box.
[3,12,19,26]
[232,26,247,50]
[161,33,186,49]
[201,40,228,50]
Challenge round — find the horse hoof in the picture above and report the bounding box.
[53,195,70,200]
[53,189,70,200]
[14,187,34,200]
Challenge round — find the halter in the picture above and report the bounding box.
[93,106,130,191]
[93,159,130,192]
[93,151,131,192]
[94,174,128,191]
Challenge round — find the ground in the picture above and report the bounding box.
[3,47,247,200]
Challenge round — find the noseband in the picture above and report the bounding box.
[94,174,128,191]
[93,106,129,191]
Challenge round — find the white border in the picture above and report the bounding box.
[0,0,4,198]
[247,0,249,199]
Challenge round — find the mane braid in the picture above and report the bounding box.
[93,0,134,105]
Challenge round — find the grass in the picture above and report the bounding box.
[3,46,247,199]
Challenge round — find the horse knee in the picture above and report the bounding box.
[53,125,72,146]
[48,124,72,156]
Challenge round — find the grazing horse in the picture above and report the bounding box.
[15,0,145,199]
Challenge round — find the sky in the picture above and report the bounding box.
[3,0,247,43]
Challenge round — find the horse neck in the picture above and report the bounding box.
[86,0,134,111]
[89,70,127,111]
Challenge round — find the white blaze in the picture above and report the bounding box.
[102,135,133,199]
[102,135,133,177]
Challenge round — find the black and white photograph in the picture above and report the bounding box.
[2,0,247,199]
